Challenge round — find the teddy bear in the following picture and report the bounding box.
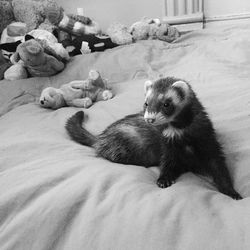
[4,39,65,80]
[28,30,70,62]
[148,21,180,43]
[129,18,180,43]
[129,18,158,41]
[11,0,58,32]
[45,3,101,37]
[1,30,69,63]
[106,22,133,45]
[39,69,114,109]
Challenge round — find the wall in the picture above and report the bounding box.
[56,0,250,31]
[204,0,250,18]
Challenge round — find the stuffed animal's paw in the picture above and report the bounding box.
[71,80,92,90]
[82,97,93,108]
[102,90,113,100]
[88,69,100,80]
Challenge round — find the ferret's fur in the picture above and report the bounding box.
[66,77,242,199]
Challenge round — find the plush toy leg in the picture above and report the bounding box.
[102,90,113,100]
[95,89,113,101]
[88,69,108,88]
[4,64,28,80]
[88,69,100,81]
[70,97,93,108]
[70,80,92,90]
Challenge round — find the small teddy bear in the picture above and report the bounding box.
[4,39,65,80]
[129,18,180,43]
[106,22,133,45]
[148,22,180,43]
[129,18,158,41]
[39,69,114,109]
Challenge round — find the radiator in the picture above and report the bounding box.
[162,0,204,31]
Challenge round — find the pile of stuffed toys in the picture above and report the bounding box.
[0,0,180,109]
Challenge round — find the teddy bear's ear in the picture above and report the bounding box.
[25,34,35,41]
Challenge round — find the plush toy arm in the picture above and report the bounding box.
[68,97,93,108]
[69,80,93,90]
[10,52,20,64]
[4,64,28,80]
[47,55,65,72]
[95,89,113,101]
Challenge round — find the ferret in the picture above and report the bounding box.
[66,77,242,200]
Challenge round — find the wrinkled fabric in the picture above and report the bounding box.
[0,24,250,250]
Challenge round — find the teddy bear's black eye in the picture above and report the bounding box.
[144,102,148,107]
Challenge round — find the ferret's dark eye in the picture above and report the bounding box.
[164,102,170,108]
[144,102,148,107]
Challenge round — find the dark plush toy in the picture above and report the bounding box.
[66,34,118,56]
[0,40,22,54]
[0,34,34,59]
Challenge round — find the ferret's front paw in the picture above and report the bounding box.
[232,193,243,200]
[157,177,175,188]
[102,90,113,100]
[225,190,243,200]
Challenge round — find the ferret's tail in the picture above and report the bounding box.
[65,111,97,147]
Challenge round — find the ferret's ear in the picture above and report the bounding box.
[144,80,154,94]
[172,80,190,95]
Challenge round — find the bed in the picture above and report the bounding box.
[1,23,250,250]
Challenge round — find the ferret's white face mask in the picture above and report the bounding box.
[143,79,190,125]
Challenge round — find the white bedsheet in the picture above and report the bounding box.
[1,24,250,250]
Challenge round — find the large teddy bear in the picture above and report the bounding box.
[40,70,114,109]
[4,39,64,80]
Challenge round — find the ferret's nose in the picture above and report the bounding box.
[145,118,155,123]
[40,100,44,105]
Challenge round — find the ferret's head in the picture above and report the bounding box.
[143,77,193,125]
